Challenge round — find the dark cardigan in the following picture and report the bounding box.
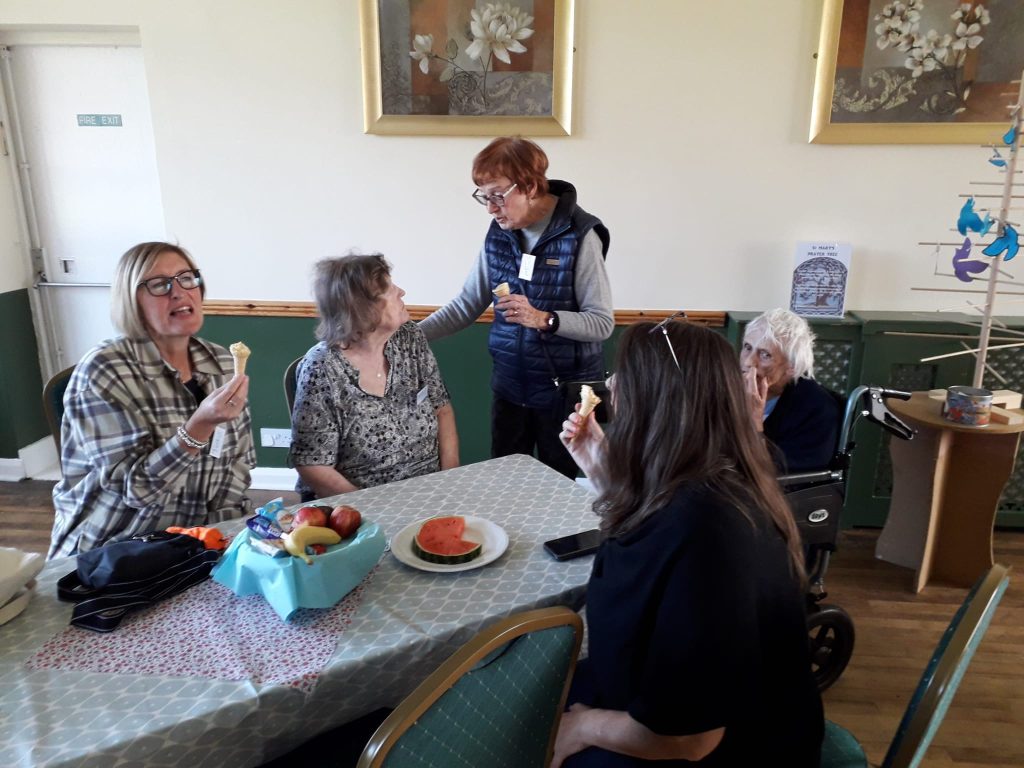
[763,377,842,473]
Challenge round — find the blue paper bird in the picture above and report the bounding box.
[1004,124,1019,147]
[989,147,1007,168]
[957,198,994,236]
[952,237,989,282]
[982,223,1020,262]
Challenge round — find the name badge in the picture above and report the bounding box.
[416,385,429,405]
[518,253,536,281]
[209,425,227,458]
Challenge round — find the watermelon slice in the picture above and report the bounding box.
[412,516,483,565]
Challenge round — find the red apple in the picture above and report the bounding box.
[292,505,328,529]
[329,505,362,539]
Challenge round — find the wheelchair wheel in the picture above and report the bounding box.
[807,604,855,692]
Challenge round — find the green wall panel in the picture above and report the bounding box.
[0,289,48,458]
[850,311,1024,529]
[427,324,495,465]
[201,315,318,468]
[201,318,501,468]
[205,310,1023,530]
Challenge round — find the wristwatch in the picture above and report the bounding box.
[545,312,560,333]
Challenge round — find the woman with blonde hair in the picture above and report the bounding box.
[51,242,254,558]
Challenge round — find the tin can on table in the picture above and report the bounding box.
[942,386,993,426]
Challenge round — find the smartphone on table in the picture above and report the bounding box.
[543,529,602,561]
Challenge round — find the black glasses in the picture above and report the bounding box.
[137,269,203,297]
[472,182,517,207]
[649,311,687,370]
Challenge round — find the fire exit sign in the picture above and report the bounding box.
[77,114,123,127]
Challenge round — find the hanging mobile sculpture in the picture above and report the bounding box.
[913,71,1024,388]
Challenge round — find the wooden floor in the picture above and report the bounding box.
[0,480,298,554]
[2,479,1022,766]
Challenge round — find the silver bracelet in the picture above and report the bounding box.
[176,424,209,450]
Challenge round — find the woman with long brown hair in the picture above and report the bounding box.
[552,320,823,767]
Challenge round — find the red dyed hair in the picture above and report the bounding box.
[472,137,549,197]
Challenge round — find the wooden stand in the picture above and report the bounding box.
[877,392,1024,592]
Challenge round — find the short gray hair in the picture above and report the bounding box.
[744,308,816,381]
[313,254,392,348]
[111,242,204,339]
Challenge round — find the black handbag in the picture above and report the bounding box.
[538,335,610,422]
[57,531,221,632]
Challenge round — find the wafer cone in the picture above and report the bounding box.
[572,384,602,441]
[229,342,251,376]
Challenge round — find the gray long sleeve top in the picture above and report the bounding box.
[419,228,614,343]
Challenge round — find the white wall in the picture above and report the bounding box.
[0,132,28,294]
[0,1,1007,312]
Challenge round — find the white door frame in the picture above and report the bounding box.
[0,27,144,380]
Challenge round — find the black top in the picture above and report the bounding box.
[764,377,842,473]
[183,377,206,405]
[579,482,823,767]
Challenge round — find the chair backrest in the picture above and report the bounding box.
[882,563,1011,768]
[358,606,583,768]
[283,356,302,416]
[41,365,75,459]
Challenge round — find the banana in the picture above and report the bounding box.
[283,525,341,564]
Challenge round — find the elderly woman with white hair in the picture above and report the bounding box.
[741,308,841,473]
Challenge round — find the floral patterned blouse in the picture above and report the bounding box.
[289,321,451,496]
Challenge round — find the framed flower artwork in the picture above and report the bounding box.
[359,0,575,136]
[810,0,1024,144]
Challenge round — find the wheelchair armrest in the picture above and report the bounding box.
[778,469,840,487]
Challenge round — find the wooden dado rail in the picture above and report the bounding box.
[203,300,726,327]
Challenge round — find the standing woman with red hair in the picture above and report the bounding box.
[420,137,613,478]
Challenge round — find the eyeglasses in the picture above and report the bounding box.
[649,311,687,371]
[472,182,517,207]
[137,269,203,297]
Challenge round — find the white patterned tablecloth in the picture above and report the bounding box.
[0,455,598,767]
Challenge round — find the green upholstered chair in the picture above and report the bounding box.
[358,606,583,768]
[283,356,302,416]
[823,563,1011,768]
[41,365,74,460]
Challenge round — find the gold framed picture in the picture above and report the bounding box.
[359,0,575,136]
[810,0,1023,144]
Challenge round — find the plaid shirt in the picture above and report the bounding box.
[50,335,255,559]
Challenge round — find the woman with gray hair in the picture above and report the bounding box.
[289,254,458,501]
[50,242,255,557]
[740,308,840,473]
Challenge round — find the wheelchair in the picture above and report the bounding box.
[779,385,914,692]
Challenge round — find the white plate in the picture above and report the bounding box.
[390,516,509,573]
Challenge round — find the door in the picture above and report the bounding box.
[6,44,165,372]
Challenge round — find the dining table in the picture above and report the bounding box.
[0,454,599,767]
